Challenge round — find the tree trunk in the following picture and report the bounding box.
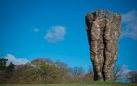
[85,9,122,81]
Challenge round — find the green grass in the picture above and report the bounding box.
[0,81,137,86]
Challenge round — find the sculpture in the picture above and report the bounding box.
[85,9,122,81]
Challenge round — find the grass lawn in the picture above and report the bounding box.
[0,81,137,86]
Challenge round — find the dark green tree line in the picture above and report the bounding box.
[0,58,15,83]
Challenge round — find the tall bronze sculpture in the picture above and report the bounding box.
[85,9,122,81]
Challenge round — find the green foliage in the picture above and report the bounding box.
[6,62,15,73]
[1,57,133,84]
[30,58,45,66]
[0,59,16,83]
[16,58,71,84]
[0,58,8,82]
[0,58,8,71]
[55,60,68,69]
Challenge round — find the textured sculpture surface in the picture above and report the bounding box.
[85,9,122,81]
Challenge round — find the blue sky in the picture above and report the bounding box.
[0,0,137,72]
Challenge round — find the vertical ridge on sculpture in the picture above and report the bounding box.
[85,9,122,81]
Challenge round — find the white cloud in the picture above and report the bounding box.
[2,54,29,65]
[34,28,39,32]
[44,26,66,43]
[121,65,131,75]
[120,10,137,40]
[31,28,39,32]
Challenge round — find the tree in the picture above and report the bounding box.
[126,70,137,83]
[20,58,69,84]
[0,58,8,83]
[55,60,69,74]
[13,65,25,84]
[113,65,123,81]
[83,73,93,82]
[31,58,45,66]
[39,64,65,83]
[45,58,54,64]
[88,66,93,74]
[6,62,15,73]
[0,58,8,71]
[72,67,84,76]
[31,58,54,66]
[29,58,54,83]
[72,67,85,82]
[55,60,68,69]
[21,63,38,84]
[83,66,94,82]
[5,62,15,83]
